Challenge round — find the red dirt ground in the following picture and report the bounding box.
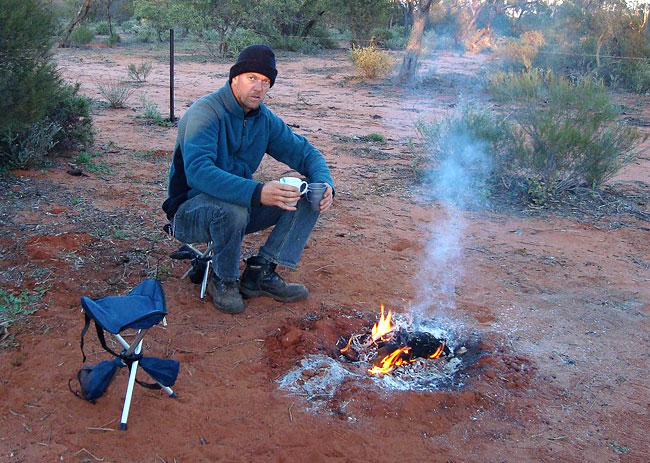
[1,45,649,463]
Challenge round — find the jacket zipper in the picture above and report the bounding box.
[235,118,247,157]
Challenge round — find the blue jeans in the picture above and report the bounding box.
[172,194,320,282]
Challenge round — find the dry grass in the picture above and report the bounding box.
[349,46,394,79]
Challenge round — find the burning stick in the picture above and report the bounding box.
[339,304,452,375]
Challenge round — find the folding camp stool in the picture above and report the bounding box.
[164,223,214,299]
[80,279,178,430]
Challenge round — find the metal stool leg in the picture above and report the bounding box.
[200,260,211,299]
[116,331,146,431]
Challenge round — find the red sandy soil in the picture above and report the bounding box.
[0,44,649,463]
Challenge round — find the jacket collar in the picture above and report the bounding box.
[221,81,261,119]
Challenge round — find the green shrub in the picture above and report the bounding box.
[416,103,514,188]
[127,61,153,82]
[225,29,268,58]
[495,31,546,71]
[0,287,47,329]
[138,94,172,126]
[487,69,645,200]
[70,25,95,45]
[0,0,94,170]
[48,82,94,151]
[372,26,407,50]
[2,121,61,169]
[107,33,121,46]
[97,81,133,108]
[366,133,385,142]
[349,46,394,79]
[73,151,112,174]
[270,35,320,54]
[134,23,158,43]
[119,18,140,34]
[93,20,111,35]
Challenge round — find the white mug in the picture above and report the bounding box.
[279,177,308,206]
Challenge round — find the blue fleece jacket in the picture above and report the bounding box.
[162,81,334,220]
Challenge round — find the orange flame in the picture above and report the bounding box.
[371,304,395,342]
[369,346,411,375]
[428,342,445,359]
[340,336,353,354]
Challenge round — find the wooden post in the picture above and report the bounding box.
[169,29,175,122]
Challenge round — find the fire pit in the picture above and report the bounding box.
[339,304,459,375]
[278,304,478,405]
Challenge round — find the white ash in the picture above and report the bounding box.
[278,317,466,404]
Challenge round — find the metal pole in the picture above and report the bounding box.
[169,28,175,122]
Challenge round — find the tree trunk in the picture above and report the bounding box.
[301,11,325,37]
[59,0,92,48]
[596,33,606,68]
[106,0,114,36]
[398,0,434,83]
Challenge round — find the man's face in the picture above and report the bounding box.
[231,72,271,113]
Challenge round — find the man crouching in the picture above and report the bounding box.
[162,44,334,314]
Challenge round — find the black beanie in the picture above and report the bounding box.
[229,44,278,88]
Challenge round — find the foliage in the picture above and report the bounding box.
[0,287,46,328]
[349,46,394,79]
[371,26,408,50]
[2,122,61,169]
[526,1,650,93]
[495,31,545,71]
[138,94,173,126]
[0,0,93,170]
[127,61,153,82]
[224,28,268,58]
[70,25,95,45]
[94,20,111,35]
[331,0,393,45]
[487,69,644,201]
[107,33,121,45]
[416,103,514,185]
[0,0,60,134]
[73,151,113,174]
[133,0,174,41]
[97,81,133,108]
[46,82,94,151]
[417,69,645,205]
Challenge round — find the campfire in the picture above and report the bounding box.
[339,304,461,375]
[278,305,475,404]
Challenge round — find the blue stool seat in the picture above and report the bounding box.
[81,279,166,334]
[75,279,177,430]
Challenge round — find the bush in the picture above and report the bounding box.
[134,23,158,43]
[372,26,407,50]
[138,94,172,126]
[70,25,95,45]
[107,33,121,46]
[487,69,644,201]
[416,103,514,184]
[417,69,646,205]
[2,121,61,169]
[225,29,268,58]
[97,81,133,108]
[48,82,94,151]
[495,31,545,71]
[349,46,394,79]
[0,0,94,170]
[270,35,320,54]
[93,20,111,35]
[628,61,650,94]
[127,61,153,82]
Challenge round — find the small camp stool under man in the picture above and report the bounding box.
[76,279,179,430]
[164,223,214,299]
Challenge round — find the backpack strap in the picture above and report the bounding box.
[79,311,121,363]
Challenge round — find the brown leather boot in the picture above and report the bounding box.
[239,256,308,302]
